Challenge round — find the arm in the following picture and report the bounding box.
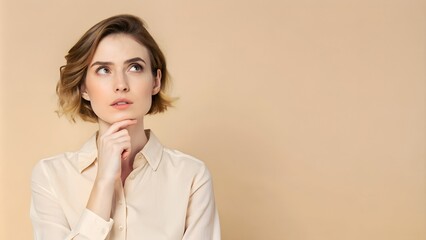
[183,165,221,240]
[31,120,135,239]
[30,161,113,240]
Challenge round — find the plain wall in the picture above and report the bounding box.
[1,0,425,239]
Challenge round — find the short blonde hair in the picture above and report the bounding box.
[56,14,174,122]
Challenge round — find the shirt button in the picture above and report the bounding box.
[118,200,123,205]
[119,225,124,231]
[136,152,143,159]
[129,174,136,180]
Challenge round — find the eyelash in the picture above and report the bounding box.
[94,63,143,75]
[129,63,143,72]
[96,66,110,75]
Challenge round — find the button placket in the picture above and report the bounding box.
[113,181,127,238]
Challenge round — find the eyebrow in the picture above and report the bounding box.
[90,57,146,68]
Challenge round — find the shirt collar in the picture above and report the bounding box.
[140,130,163,171]
[77,129,163,173]
[77,133,98,173]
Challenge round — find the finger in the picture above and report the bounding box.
[104,129,130,141]
[102,133,131,150]
[98,130,129,149]
[121,149,130,161]
[111,133,131,145]
[117,140,132,161]
[104,119,137,136]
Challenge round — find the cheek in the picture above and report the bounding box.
[140,88,154,108]
[135,84,155,112]
[134,80,155,96]
[84,86,108,113]
[85,79,108,100]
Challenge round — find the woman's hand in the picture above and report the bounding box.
[86,119,137,221]
[96,119,137,182]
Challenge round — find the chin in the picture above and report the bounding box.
[97,116,130,125]
[96,110,147,125]
[112,114,145,123]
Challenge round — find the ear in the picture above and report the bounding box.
[152,69,162,95]
[80,85,91,101]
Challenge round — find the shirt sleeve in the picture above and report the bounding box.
[182,165,221,240]
[30,161,114,240]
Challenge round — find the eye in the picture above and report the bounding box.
[96,66,110,75]
[129,64,143,72]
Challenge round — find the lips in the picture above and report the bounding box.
[111,98,133,110]
[114,101,130,105]
[111,98,133,106]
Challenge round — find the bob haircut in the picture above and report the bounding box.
[56,14,173,122]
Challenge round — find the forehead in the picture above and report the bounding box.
[90,34,151,64]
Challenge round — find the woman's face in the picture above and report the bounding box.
[82,34,161,126]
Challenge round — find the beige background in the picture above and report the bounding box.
[1,0,425,239]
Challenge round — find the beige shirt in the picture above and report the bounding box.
[30,130,220,240]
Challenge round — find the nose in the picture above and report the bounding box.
[114,73,129,92]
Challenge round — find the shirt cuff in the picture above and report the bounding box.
[73,208,114,239]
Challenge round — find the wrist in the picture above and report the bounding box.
[94,175,117,188]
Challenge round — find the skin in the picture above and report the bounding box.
[80,33,161,220]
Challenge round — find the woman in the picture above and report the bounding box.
[30,14,220,240]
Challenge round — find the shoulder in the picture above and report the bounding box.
[31,152,78,183]
[163,148,206,168]
[144,130,213,183]
[161,148,212,181]
[163,148,207,169]
[31,133,97,183]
